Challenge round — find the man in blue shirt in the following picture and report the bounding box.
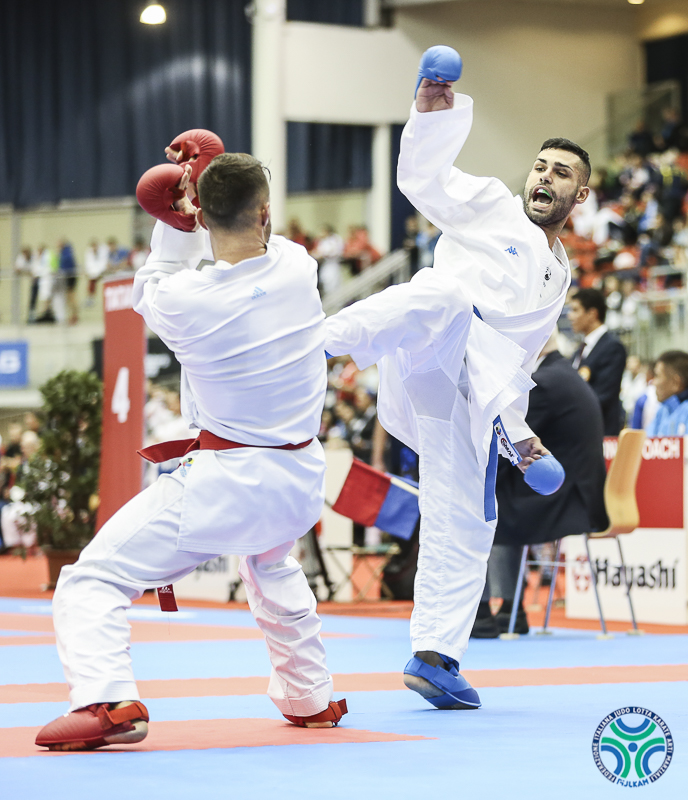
[647,350,688,436]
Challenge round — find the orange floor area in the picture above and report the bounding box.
[2,550,686,634]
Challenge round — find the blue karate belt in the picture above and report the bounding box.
[472,306,522,522]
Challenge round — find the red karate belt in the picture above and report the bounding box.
[136,430,314,612]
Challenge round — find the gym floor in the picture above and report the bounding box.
[1,553,686,799]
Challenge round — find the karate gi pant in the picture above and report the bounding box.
[410,389,497,665]
[53,469,333,718]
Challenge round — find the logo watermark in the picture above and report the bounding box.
[592,707,673,786]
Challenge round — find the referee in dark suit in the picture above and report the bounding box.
[568,288,627,435]
[472,332,609,637]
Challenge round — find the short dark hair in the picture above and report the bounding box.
[540,137,591,184]
[572,288,606,323]
[197,153,269,231]
[657,350,688,391]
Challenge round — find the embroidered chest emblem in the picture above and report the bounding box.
[252,286,266,300]
[179,456,194,477]
[505,246,519,256]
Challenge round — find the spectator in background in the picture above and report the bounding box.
[1,421,25,496]
[656,107,683,152]
[33,245,58,324]
[647,350,688,436]
[57,240,78,325]
[128,237,150,271]
[348,386,377,464]
[619,278,643,331]
[23,411,41,435]
[84,239,109,306]
[0,423,24,538]
[106,237,129,274]
[0,430,42,550]
[14,247,42,322]
[2,423,23,462]
[342,225,381,274]
[604,274,622,332]
[328,399,356,445]
[286,219,312,250]
[312,224,344,296]
[630,360,659,431]
[656,150,688,224]
[628,119,656,158]
[569,288,627,434]
[621,355,648,422]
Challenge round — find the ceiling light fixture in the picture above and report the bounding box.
[140,4,167,24]
[627,0,645,6]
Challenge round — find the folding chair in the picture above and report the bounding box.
[504,428,646,639]
[321,543,401,601]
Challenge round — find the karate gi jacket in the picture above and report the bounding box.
[326,94,571,469]
[132,222,327,554]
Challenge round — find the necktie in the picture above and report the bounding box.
[572,341,585,369]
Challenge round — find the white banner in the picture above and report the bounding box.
[565,529,687,625]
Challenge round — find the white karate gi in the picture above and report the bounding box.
[325,94,571,664]
[53,222,333,718]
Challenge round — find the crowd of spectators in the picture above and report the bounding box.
[0,412,42,551]
[561,107,688,333]
[14,237,150,325]
[283,220,383,298]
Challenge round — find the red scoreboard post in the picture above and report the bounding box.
[96,276,146,530]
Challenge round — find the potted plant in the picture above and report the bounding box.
[18,369,102,587]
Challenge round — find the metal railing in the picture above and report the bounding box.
[322,249,410,316]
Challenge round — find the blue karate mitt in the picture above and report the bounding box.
[524,454,565,496]
[415,45,463,97]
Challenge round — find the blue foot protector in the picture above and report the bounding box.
[415,45,463,97]
[403,654,481,709]
[524,453,565,496]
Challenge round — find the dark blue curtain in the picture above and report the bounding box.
[390,123,416,250]
[0,0,251,207]
[287,0,364,26]
[287,122,372,193]
[646,33,688,119]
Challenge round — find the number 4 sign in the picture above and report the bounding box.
[111,367,131,423]
[96,278,146,530]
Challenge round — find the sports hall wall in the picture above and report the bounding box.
[3,2,688,263]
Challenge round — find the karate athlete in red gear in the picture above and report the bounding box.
[36,134,347,751]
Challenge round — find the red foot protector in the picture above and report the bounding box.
[35,702,150,751]
[136,163,198,232]
[168,129,224,185]
[283,699,348,728]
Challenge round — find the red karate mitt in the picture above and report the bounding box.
[167,128,224,185]
[136,163,198,232]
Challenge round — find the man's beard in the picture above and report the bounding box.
[523,190,576,228]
